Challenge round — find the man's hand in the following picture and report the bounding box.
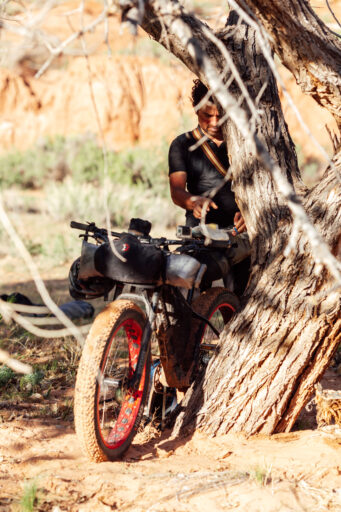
[232,211,247,235]
[191,196,218,219]
[170,174,218,220]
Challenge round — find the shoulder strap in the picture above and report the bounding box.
[192,127,227,178]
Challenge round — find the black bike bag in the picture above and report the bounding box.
[94,234,163,285]
[78,238,207,289]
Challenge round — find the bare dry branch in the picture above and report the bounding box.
[0,197,85,346]
[0,348,32,374]
[35,5,108,78]
[326,124,341,154]
[325,0,341,36]
[78,1,126,264]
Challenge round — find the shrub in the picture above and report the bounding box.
[0,365,15,386]
[0,135,183,230]
[0,135,169,191]
[45,178,182,229]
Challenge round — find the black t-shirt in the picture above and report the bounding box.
[168,127,238,228]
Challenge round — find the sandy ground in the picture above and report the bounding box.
[0,365,340,512]
[1,416,341,511]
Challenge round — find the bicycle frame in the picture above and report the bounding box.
[70,219,233,390]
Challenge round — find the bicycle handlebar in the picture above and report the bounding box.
[70,221,90,231]
[70,220,232,249]
[70,221,122,239]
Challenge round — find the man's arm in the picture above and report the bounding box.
[169,172,194,210]
[169,171,218,219]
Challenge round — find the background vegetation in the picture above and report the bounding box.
[0,134,180,224]
[0,135,184,270]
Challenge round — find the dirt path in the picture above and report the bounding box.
[1,399,341,511]
[0,270,341,511]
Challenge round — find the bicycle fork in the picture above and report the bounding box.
[119,290,160,392]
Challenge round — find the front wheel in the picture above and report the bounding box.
[74,300,150,462]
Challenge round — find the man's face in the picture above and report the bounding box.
[197,102,223,141]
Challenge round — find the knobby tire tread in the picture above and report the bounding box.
[74,299,148,462]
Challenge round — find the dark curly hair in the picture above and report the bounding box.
[191,79,212,107]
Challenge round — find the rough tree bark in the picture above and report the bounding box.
[131,0,341,434]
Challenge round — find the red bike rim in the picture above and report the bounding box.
[96,317,146,450]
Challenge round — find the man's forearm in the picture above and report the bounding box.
[171,187,195,211]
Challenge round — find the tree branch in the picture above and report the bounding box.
[236,0,341,128]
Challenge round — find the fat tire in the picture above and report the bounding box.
[74,299,150,462]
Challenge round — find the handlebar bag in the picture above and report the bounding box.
[93,234,163,285]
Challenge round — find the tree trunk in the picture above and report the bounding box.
[133,0,341,434]
[174,162,341,435]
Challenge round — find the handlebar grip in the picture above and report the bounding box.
[70,221,94,231]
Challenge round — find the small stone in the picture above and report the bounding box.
[30,393,43,400]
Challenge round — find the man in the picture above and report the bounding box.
[169,79,246,233]
[168,79,250,294]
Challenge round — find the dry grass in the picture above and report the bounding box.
[0,324,81,421]
[315,383,341,428]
